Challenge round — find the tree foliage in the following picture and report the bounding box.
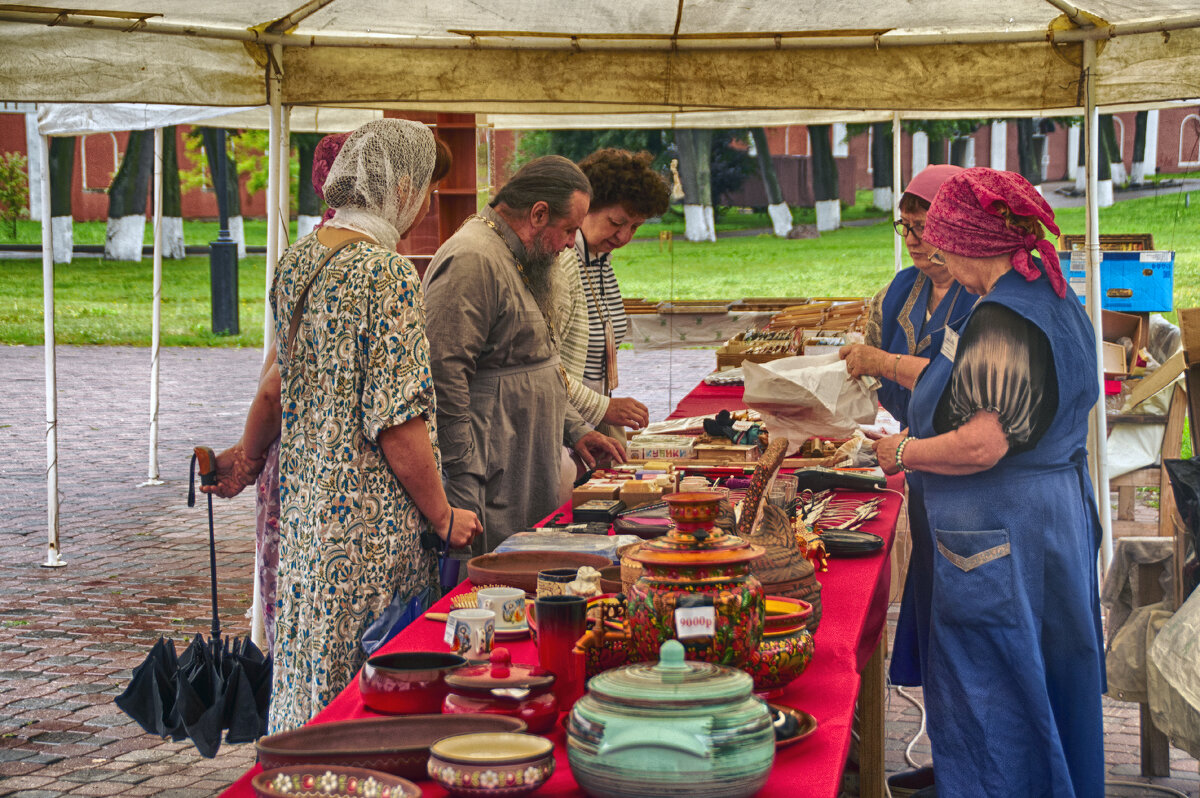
[513,129,670,169]
[0,152,29,236]
[179,128,301,212]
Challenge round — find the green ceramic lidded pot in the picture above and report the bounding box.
[566,640,775,798]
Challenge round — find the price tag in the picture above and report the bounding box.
[444,620,457,646]
[940,327,959,363]
[674,606,716,639]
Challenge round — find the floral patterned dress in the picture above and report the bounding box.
[268,234,438,733]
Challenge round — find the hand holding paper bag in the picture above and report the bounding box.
[742,353,879,453]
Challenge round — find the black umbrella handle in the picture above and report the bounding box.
[190,447,221,643]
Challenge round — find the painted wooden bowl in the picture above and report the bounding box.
[467,551,611,594]
[427,732,555,797]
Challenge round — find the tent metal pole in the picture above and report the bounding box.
[140,127,165,487]
[280,105,292,254]
[892,112,902,273]
[40,133,64,568]
[263,47,283,361]
[1082,39,1113,570]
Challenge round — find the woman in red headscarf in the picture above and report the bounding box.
[875,168,1105,798]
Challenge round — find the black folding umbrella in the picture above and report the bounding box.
[115,446,272,757]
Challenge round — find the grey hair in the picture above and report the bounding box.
[490,155,592,218]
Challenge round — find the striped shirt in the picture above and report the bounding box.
[554,245,608,427]
[575,233,628,384]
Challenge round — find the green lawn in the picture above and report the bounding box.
[0,188,1194,347]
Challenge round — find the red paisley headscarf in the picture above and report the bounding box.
[923,167,1066,298]
[312,132,350,227]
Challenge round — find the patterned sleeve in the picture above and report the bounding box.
[361,251,436,442]
[936,303,1058,451]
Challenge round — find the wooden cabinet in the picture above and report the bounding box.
[386,111,480,278]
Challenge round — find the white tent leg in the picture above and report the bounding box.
[1082,40,1113,571]
[892,112,902,274]
[40,133,64,568]
[140,127,165,488]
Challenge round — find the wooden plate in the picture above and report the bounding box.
[466,551,611,594]
[769,703,818,750]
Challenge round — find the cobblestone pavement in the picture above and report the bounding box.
[0,344,1196,797]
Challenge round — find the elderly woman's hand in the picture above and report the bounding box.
[875,432,907,475]
[839,343,888,380]
[200,442,266,498]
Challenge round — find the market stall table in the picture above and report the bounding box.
[222,378,902,798]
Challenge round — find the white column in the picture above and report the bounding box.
[990,121,1007,171]
[1083,41,1113,571]
[39,135,64,568]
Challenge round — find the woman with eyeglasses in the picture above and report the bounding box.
[875,168,1104,798]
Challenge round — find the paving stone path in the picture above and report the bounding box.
[0,344,1195,797]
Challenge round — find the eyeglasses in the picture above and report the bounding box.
[893,219,925,240]
[928,251,947,266]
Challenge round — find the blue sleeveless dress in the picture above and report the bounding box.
[877,267,976,687]
[906,267,1105,797]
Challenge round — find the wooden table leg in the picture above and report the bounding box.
[860,628,887,798]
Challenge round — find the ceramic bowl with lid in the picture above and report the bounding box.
[427,732,555,797]
[566,640,775,798]
[442,647,559,733]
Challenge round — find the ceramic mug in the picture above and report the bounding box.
[534,595,588,710]
[536,567,579,598]
[476,587,526,630]
[446,608,494,662]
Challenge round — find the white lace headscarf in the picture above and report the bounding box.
[322,119,436,251]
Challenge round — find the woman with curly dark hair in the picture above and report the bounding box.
[555,148,671,443]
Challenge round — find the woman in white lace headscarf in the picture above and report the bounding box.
[266,118,482,732]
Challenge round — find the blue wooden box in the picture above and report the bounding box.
[1065,250,1175,312]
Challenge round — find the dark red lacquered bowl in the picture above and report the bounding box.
[358,651,466,715]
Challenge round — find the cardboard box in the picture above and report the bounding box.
[1065,250,1175,312]
[692,442,760,462]
[1101,309,1146,373]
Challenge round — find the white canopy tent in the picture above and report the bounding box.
[5,0,1200,599]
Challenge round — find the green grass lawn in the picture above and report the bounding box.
[0,188,1194,347]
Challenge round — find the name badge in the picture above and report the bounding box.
[674,606,716,639]
[941,328,959,363]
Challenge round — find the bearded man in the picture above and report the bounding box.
[424,156,625,555]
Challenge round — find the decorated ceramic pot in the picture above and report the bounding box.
[566,640,775,798]
[743,628,815,697]
[427,732,554,797]
[627,492,765,667]
[443,647,559,733]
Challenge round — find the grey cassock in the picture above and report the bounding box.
[424,208,589,556]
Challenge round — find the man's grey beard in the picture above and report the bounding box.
[524,234,560,323]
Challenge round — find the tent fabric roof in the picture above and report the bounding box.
[2,1,1200,113]
[35,103,381,136]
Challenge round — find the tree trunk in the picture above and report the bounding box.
[1131,111,1149,184]
[199,127,246,256]
[870,122,892,211]
[161,126,185,259]
[294,133,323,238]
[750,128,791,237]
[809,124,840,232]
[926,135,947,165]
[1101,114,1126,186]
[105,130,154,261]
[674,128,715,242]
[1016,119,1043,187]
[48,137,74,264]
[950,137,971,167]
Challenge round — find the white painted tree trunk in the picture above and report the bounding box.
[910,132,929,175]
[51,216,72,264]
[1075,168,1087,192]
[767,203,792,237]
[1111,161,1127,186]
[297,214,321,240]
[1143,110,1159,178]
[1068,126,1080,181]
[163,217,185,259]
[990,121,1007,170]
[105,215,145,262]
[703,206,716,241]
[963,138,976,168]
[815,199,840,232]
[683,204,715,242]
[1096,179,1114,208]
[229,215,247,258]
[872,187,892,212]
[1131,161,1146,184]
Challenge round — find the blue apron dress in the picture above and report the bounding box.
[878,267,976,687]
[906,268,1105,797]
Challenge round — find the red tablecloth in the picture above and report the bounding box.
[222,380,902,798]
